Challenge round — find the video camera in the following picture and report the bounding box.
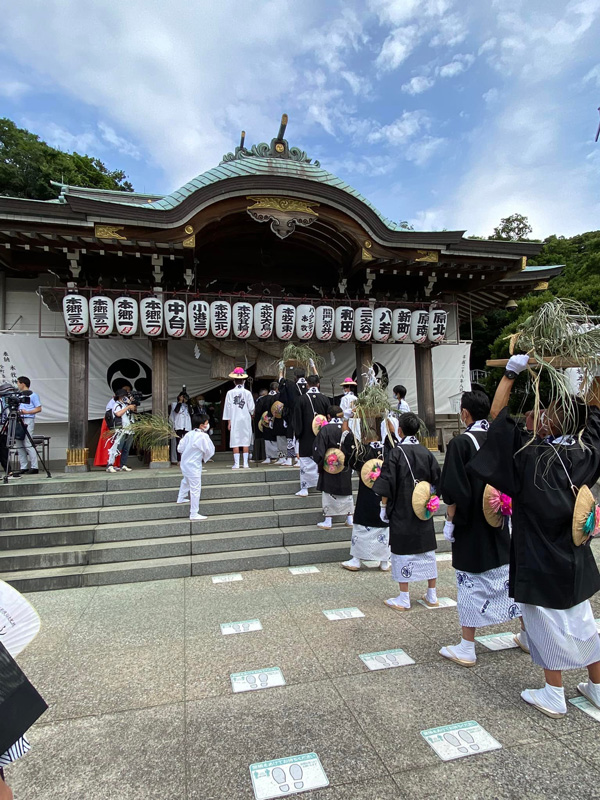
[128,390,144,406]
[0,383,31,411]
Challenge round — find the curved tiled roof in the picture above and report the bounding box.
[147,156,402,230]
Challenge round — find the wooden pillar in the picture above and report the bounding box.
[150,338,170,468]
[355,342,373,393]
[414,345,437,447]
[65,338,90,472]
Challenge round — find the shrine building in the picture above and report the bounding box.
[0,116,562,470]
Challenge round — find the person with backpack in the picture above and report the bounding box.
[106,388,137,474]
[93,384,132,468]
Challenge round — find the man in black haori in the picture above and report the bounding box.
[438,390,523,668]
[373,412,441,611]
[254,383,279,464]
[470,354,600,718]
[293,374,330,497]
[341,432,390,572]
[278,362,311,466]
[313,405,356,529]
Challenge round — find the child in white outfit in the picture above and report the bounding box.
[177,413,215,520]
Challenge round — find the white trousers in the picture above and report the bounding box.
[16,419,37,469]
[178,472,203,516]
[265,440,279,459]
[299,456,318,490]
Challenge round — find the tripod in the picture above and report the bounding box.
[1,409,51,484]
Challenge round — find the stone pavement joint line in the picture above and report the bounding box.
[7,554,600,799]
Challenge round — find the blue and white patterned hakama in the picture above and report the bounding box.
[0,736,31,768]
[350,524,390,561]
[520,600,600,670]
[299,457,318,490]
[322,492,354,517]
[391,550,437,583]
[455,564,521,628]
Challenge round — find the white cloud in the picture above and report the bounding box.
[367,110,429,144]
[0,80,30,99]
[97,122,141,159]
[438,53,475,78]
[405,135,446,165]
[429,13,467,46]
[482,87,499,104]
[478,37,497,54]
[376,25,418,71]
[401,75,435,94]
[583,64,600,85]
[29,122,101,154]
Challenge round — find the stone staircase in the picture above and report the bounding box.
[0,456,448,592]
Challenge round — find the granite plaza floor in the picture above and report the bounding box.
[8,556,600,800]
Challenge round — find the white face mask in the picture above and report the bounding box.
[200,424,210,432]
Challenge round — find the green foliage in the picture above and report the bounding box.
[491,213,533,241]
[0,118,134,200]
[398,220,415,230]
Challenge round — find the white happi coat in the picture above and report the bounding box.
[177,429,215,475]
[340,391,361,438]
[223,385,255,448]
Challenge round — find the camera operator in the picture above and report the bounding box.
[106,388,138,474]
[15,377,41,475]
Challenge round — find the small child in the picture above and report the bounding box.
[373,412,441,611]
[177,414,215,521]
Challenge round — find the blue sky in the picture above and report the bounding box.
[1,0,600,238]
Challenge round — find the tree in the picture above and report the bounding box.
[491,213,533,241]
[398,220,414,230]
[0,118,134,200]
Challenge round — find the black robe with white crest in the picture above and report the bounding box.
[439,427,510,574]
[373,440,440,556]
[469,407,600,610]
[278,378,303,437]
[293,389,330,457]
[353,442,388,528]
[253,393,277,442]
[313,419,356,496]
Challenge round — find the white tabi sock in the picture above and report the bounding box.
[233,453,240,468]
[426,587,437,605]
[243,452,249,467]
[321,516,332,527]
[522,683,566,715]
[578,678,600,710]
[343,557,361,569]
[392,591,411,609]
[346,515,353,526]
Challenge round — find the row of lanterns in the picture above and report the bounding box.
[62,295,448,344]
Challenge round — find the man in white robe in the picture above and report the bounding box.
[222,368,255,470]
[176,413,215,520]
[340,377,361,439]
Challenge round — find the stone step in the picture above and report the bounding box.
[0,532,453,591]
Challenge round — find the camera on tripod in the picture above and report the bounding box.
[0,384,32,409]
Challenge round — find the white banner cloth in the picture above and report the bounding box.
[0,334,471,422]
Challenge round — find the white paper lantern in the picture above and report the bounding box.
[254,302,274,339]
[427,308,448,343]
[354,307,373,342]
[114,296,138,336]
[164,298,187,338]
[334,306,354,341]
[62,293,89,336]
[89,295,113,336]
[373,307,392,343]
[188,300,210,338]
[233,301,253,339]
[315,305,334,341]
[275,303,296,340]
[392,308,412,343]
[410,309,430,345]
[210,300,231,339]
[140,296,163,337]
[295,304,316,340]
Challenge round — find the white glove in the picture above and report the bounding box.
[443,520,455,542]
[380,506,389,523]
[278,360,285,371]
[309,358,315,368]
[506,354,529,375]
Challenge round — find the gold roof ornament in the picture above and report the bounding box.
[95,225,127,240]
